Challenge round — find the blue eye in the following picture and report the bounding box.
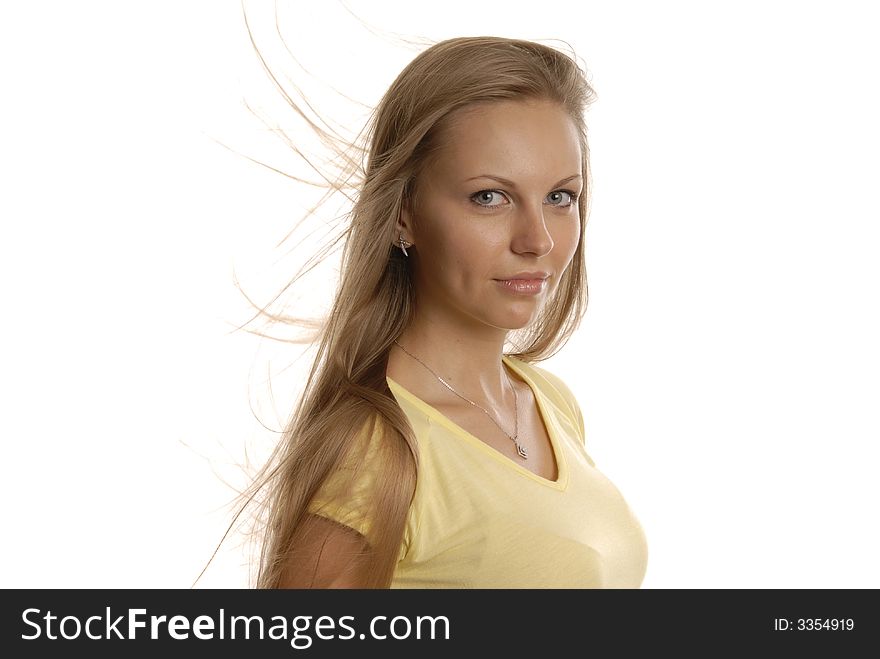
[469,189,579,209]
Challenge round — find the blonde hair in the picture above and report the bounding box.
[216,34,598,588]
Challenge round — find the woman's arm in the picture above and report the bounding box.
[277,513,373,589]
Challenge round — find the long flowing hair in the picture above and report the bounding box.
[214,32,598,588]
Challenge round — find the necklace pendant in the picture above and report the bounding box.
[515,442,529,459]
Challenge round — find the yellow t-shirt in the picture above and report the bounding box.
[307,355,649,588]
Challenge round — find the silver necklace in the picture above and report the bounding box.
[392,339,528,459]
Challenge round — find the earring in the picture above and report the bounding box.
[397,234,412,257]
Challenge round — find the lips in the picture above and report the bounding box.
[495,277,547,295]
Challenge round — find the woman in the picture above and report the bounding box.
[235,36,648,588]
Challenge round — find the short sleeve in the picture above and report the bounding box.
[306,417,384,541]
[305,416,412,561]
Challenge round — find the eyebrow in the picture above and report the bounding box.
[465,174,583,188]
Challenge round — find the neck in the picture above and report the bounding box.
[389,315,518,409]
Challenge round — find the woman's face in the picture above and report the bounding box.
[400,98,583,333]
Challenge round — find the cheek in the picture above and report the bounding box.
[554,219,581,264]
[420,224,482,282]
[434,221,498,272]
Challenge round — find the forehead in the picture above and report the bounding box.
[429,99,582,180]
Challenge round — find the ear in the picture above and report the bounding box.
[396,196,414,243]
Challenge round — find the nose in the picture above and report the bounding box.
[511,202,554,257]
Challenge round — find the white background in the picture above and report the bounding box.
[2,0,878,589]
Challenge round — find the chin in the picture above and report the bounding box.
[468,297,544,331]
[496,309,542,331]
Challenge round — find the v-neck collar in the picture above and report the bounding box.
[386,355,569,491]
